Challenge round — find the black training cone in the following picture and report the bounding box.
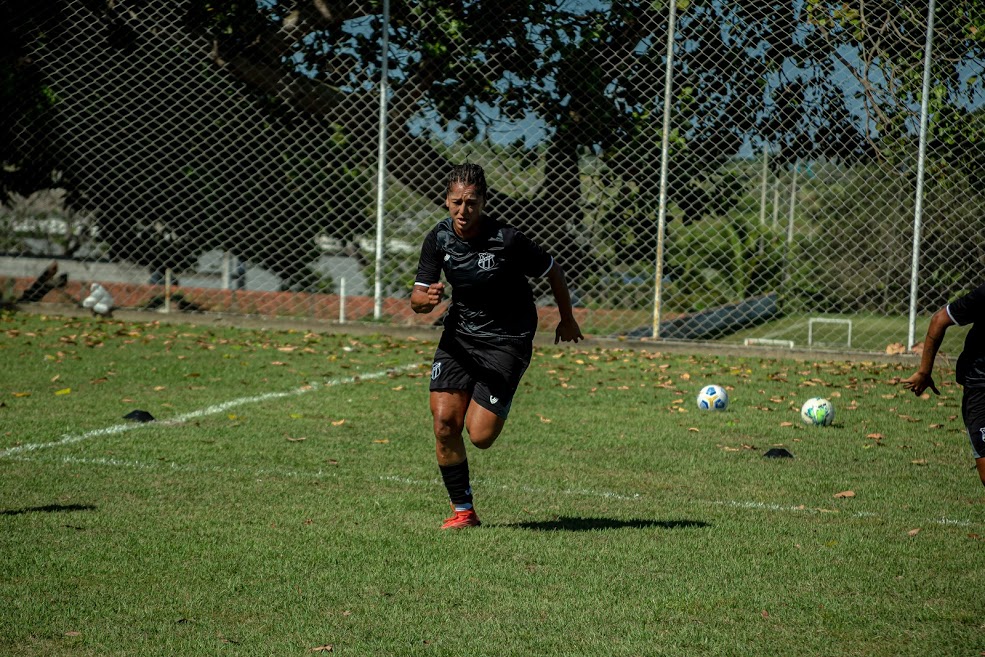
[123,410,155,423]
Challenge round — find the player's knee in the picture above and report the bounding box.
[468,428,501,450]
[469,435,494,449]
[433,415,463,443]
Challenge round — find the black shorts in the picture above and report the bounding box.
[962,387,985,459]
[429,332,532,419]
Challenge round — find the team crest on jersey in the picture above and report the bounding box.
[476,252,496,271]
[431,362,442,380]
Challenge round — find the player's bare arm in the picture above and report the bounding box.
[411,282,445,314]
[547,262,583,344]
[902,306,953,396]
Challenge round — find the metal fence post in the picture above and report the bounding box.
[651,0,677,340]
[907,0,937,349]
[373,0,391,320]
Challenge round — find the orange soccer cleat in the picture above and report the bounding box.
[441,507,481,529]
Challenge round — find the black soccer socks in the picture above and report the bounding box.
[439,459,474,511]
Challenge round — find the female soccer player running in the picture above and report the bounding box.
[411,163,584,528]
[903,282,985,489]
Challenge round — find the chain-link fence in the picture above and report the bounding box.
[3,0,983,352]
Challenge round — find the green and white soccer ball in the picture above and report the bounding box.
[696,384,729,411]
[800,397,835,426]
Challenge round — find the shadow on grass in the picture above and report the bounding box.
[503,516,710,532]
[1,504,96,516]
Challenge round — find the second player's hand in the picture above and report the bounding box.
[902,371,939,396]
[555,317,584,344]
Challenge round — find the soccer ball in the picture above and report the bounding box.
[696,384,729,411]
[800,397,835,426]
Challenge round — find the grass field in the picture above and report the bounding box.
[1,311,982,656]
[731,312,971,354]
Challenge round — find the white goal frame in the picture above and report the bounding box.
[808,318,853,348]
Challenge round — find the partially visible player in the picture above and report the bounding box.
[411,162,583,529]
[903,282,985,488]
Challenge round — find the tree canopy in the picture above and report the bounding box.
[3,0,983,282]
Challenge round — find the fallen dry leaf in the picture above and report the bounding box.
[911,459,927,465]
[687,427,699,432]
[331,419,346,427]
[54,388,71,396]
[286,436,307,442]
[885,342,906,355]
[833,490,855,499]
[866,433,884,440]
[373,439,389,444]
[538,415,552,423]
[12,392,31,398]
[64,631,81,637]
[779,421,794,427]
[310,646,334,653]
[907,528,921,537]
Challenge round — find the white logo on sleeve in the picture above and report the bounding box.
[431,362,442,380]
[444,253,451,262]
[489,395,499,405]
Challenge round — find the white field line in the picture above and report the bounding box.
[0,363,422,459]
[6,453,978,528]
[380,474,643,502]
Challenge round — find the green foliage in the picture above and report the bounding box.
[5,0,985,314]
[0,0,61,203]
[804,0,985,171]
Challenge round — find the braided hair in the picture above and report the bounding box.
[445,163,487,199]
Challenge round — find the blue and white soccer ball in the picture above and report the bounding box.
[800,397,835,427]
[696,384,729,411]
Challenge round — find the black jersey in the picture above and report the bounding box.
[414,217,554,344]
[946,283,985,388]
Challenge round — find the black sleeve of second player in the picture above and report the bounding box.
[414,228,442,286]
[948,283,985,326]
